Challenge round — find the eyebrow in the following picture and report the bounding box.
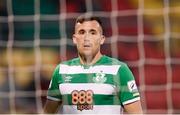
[89,29,97,32]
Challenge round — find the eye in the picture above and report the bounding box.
[78,29,85,35]
[90,30,97,35]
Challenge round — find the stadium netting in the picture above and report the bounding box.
[0,0,180,114]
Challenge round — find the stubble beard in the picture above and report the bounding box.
[78,49,99,65]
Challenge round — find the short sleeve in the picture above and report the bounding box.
[47,65,62,101]
[118,63,140,105]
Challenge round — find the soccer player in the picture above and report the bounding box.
[43,14,143,114]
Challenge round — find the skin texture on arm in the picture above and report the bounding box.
[43,99,62,114]
[123,100,143,114]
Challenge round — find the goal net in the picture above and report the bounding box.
[0,0,180,114]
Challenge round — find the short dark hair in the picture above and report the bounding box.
[76,15,102,25]
[75,14,103,33]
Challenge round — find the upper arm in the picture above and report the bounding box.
[117,63,142,113]
[123,100,143,114]
[47,65,62,101]
[43,99,62,113]
[44,65,62,113]
[118,63,140,105]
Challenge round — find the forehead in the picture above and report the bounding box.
[75,20,101,31]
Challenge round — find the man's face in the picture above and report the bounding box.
[73,20,105,57]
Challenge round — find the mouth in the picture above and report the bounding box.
[83,44,91,48]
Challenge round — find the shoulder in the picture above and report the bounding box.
[103,55,127,66]
[53,58,79,73]
[102,56,131,74]
[55,57,79,68]
[61,57,79,65]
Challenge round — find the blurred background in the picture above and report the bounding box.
[0,0,180,114]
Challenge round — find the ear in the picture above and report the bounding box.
[72,34,77,45]
[100,35,105,45]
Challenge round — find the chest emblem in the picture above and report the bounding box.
[93,71,107,83]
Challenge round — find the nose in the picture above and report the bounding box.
[84,33,90,41]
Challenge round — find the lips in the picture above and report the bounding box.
[84,44,91,47]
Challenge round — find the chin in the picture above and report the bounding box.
[80,51,93,57]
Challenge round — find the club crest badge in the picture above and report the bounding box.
[93,71,107,83]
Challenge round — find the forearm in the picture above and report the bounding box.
[43,99,62,114]
[124,100,143,114]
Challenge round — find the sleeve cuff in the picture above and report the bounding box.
[122,97,140,105]
[47,96,61,101]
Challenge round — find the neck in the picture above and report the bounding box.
[79,52,103,66]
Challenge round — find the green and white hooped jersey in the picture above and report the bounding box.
[47,55,140,114]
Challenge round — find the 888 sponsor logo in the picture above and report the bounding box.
[71,90,93,111]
